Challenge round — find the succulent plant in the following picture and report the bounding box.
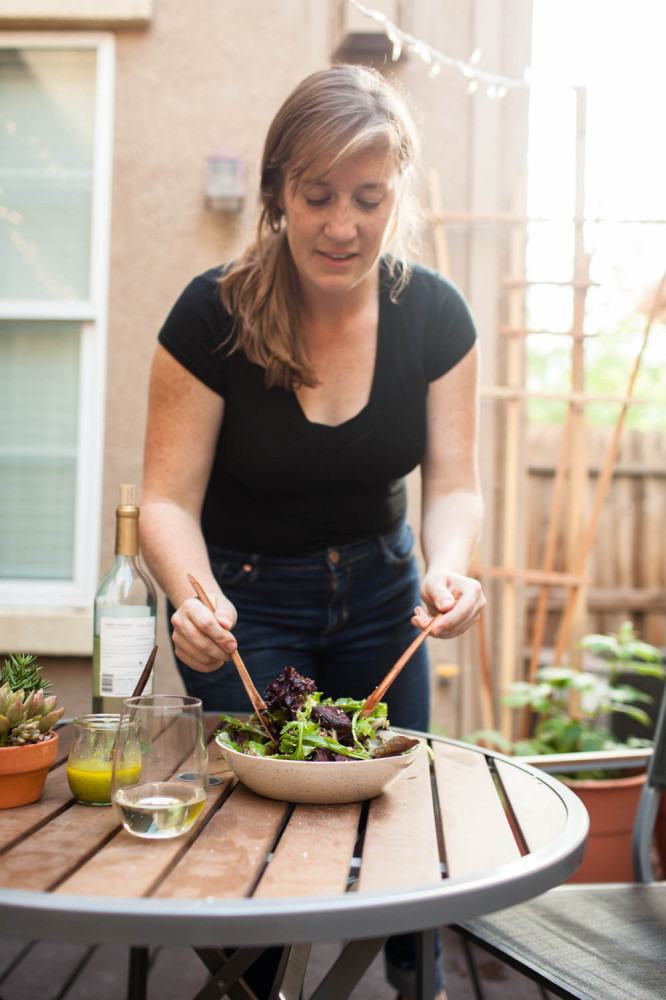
[1,653,52,695]
[0,655,64,748]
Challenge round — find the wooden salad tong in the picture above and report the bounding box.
[360,613,446,717]
[187,573,273,739]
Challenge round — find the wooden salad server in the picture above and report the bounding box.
[187,573,274,739]
[131,645,158,698]
[360,612,447,717]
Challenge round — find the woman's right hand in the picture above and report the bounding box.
[170,593,238,672]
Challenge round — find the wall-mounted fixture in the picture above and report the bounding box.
[205,150,245,212]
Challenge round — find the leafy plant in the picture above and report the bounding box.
[1,653,52,694]
[0,654,64,747]
[472,622,664,775]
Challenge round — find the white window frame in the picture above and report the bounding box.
[0,31,114,608]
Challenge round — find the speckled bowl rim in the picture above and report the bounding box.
[214,733,424,767]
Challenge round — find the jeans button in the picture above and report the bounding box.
[329,549,340,565]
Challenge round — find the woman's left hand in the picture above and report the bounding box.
[412,570,486,638]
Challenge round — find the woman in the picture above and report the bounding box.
[141,64,484,999]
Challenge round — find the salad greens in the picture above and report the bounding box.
[216,666,418,762]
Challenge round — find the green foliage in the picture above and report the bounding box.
[1,654,52,695]
[470,623,664,774]
[526,312,666,431]
[0,653,64,747]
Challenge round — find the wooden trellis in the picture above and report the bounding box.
[427,87,664,737]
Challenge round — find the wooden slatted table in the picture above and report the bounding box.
[0,718,588,1000]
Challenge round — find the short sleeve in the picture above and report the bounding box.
[157,267,232,397]
[422,275,477,382]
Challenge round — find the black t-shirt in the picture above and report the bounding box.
[158,259,477,554]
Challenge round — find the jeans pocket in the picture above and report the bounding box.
[212,558,259,587]
[379,521,415,566]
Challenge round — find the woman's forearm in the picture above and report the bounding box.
[139,499,220,608]
[420,488,484,577]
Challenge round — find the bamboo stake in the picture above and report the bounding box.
[553,270,666,662]
[481,386,651,406]
[503,278,598,289]
[427,211,666,226]
[527,411,575,681]
[428,168,452,278]
[428,169,496,734]
[499,188,526,737]
[500,326,595,339]
[476,610,496,730]
[477,566,585,586]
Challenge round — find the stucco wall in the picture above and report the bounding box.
[103,0,348,706]
[3,0,532,727]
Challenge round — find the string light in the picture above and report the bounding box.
[349,0,533,98]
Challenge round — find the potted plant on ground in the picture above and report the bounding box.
[0,653,65,808]
[472,622,664,882]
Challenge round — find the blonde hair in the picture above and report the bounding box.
[219,64,421,390]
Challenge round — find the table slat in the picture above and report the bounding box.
[254,802,361,899]
[433,744,520,877]
[0,800,120,891]
[155,784,288,899]
[358,746,441,893]
[495,760,568,852]
[55,778,233,898]
[0,763,73,852]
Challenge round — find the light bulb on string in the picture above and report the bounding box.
[414,43,432,64]
[467,80,479,95]
[348,1,533,99]
[386,26,402,61]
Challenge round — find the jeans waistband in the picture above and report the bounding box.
[208,518,408,571]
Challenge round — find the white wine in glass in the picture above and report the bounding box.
[112,694,207,839]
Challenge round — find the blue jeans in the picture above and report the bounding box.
[170,519,429,730]
[168,519,443,996]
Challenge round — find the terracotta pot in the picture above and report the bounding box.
[564,770,646,883]
[0,732,59,809]
[656,794,666,878]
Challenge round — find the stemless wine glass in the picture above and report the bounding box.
[111,694,208,839]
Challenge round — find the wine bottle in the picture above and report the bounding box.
[92,484,157,713]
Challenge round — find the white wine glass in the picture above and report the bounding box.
[111,694,208,839]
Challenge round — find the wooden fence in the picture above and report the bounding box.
[525,423,666,649]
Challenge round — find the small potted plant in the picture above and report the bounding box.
[472,622,664,881]
[0,653,65,809]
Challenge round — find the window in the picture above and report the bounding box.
[0,33,114,607]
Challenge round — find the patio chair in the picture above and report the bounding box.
[451,681,666,1000]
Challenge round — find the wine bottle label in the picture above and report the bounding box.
[99,614,156,697]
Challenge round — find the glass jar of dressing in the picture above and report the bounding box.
[66,714,141,806]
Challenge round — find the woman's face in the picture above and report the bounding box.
[281,143,400,301]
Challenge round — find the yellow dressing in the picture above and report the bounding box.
[67,759,142,805]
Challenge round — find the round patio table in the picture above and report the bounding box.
[0,718,588,1000]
